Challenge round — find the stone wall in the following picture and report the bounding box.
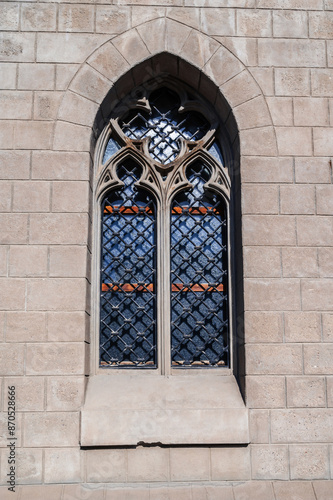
[0,0,333,498]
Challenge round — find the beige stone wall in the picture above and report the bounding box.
[1,0,333,497]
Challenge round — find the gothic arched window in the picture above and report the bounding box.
[95,81,231,374]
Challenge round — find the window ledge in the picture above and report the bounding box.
[80,374,249,446]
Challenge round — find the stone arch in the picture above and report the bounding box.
[53,18,277,159]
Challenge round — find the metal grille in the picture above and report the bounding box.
[170,162,229,367]
[120,87,210,165]
[100,160,157,368]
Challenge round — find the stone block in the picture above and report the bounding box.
[137,18,166,55]
[282,248,318,278]
[302,280,333,311]
[237,9,271,37]
[0,214,28,244]
[317,186,333,215]
[276,127,312,156]
[233,481,275,500]
[47,311,87,342]
[266,97,293,126]
[170,448,210,481]
[0,181,11,212]
[0,410,22,446]
[313,481,333,500]
[245,311,283,343]
[0,278,25,311]
[29,213,88,244]
[323,314,333,342]
[243,215,296,246]
[165,19,192,55]
[314,128,333,156]
[26,343,85,375]
[216,37,257,67]
[328,378,333,406]
[0,63,16,89]
[258,0,321,7]
[251,445,289,480]
[249,410,270,443]
[59,92,98,128]
[246,344,302,374]
[127,447,169,482]
[285,312,321,343]
[167,7,200,30]
[5,376,44,411]
[273,10,308,38]
[259,39,326,67]
[0,343,24,375]
[0,91,32,119]
[6,311,47,342]
[0,3,19,31]
[245,279,301,311]
[241,157,293,183]
[275,68,310,96]
[59,5,94,32]
[297,216,333,246]
[132,6,165,27]
[63,485,104,500]
[181,30,220,69]
[249,67,274,95]
[13,181,50,212]
[24,412,79,447]
[21,4,56,31]
[52,181,89,213]
[294,98,329,126]
[70,65,111,105]
[87,42,129,84]
[242,185,279,215]
[0,311,5,342]
[312,70,333,97]
[96,6,130,34]
[287,377,326,408]
[309,11,333,38]
[201,8,236,36]
[235,96,271,130]
[319,248,333,277]
[246,376,285,408]
[0,247,7,276]
[53,121,91,152]
[244,247,281,278]
[18,64,55,91]
[34,91,62,121]
[274,482,316,500]
[271,409,333,443]
[112,29,150,66]
[32,151,90,181]
[241,127,277,156]
[27,278,87,312]
[295,157,331,184]
[45,448,82,483]
[14,121,53,150]
[0,448,42,484]
[211,446,250,480]
[203,46,243,88]
[55,63,80,91]
[0,120,14,149]
[49,246,88,278]
[0,33,35,62]
[86,449,127,482]
[290,445,329,480]
[46,376,85,411]
[221,70,261,108]
[304,344,333,375]
[37,34,109,63]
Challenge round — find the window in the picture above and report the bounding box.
[95,82,231,374]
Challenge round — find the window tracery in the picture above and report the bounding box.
[95,81,231,373]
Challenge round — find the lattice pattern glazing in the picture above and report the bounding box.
[120,88,210,165]
[100,161,157,367]
[170,162,229,367]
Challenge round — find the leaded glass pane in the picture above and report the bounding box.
[100,160,157,368]
[208,140,224,165]
[120,88,210,165]
[103,136,121,164]
[170,162,229,367]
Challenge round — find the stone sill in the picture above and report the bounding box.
[80,374,249,446]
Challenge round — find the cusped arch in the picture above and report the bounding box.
[53,18,277,159]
